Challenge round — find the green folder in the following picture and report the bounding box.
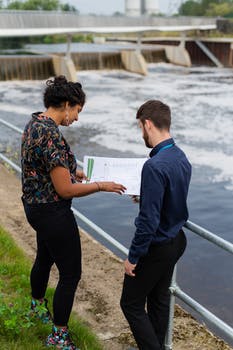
[87,158,94,182]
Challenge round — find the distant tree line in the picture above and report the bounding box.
[179,0,233,17]
[0,0,77,11]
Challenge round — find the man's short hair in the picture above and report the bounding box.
[136,100,171,131]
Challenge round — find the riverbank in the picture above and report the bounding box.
[0,163,232,350]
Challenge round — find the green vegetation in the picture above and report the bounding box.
[0,0,77,11]
[179,0,233,17]
[0,38,26,50]
[41,34,93,44]
[0,226,103,350]
[0,33,94,50]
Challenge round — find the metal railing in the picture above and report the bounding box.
[0,11,217,30]
[165,222,233,350]
[0,117,233,348]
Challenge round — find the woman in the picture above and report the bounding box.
[21,75,126,350]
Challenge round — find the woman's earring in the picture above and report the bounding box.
[65,112,69,126]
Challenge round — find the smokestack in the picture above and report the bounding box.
[125,0,141,16]
[142,0,159,15]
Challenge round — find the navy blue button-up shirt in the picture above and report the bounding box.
[128,138,192,264]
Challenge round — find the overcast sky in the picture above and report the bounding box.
[70,0,183,15]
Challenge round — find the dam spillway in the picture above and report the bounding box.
[0,46,167,81]
[1,38,232,81]
[0,55,54,80]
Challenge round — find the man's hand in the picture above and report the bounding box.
[130,195,140,203]
[124,259,137,277]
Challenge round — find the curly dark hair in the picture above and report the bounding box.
[43,75,86,109]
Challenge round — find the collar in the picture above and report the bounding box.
[149,138,175,158]
[32,112,57,127]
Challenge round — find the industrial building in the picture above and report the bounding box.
[125,0,159,16]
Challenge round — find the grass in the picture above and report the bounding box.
[0,226,103,350]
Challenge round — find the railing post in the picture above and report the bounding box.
[179,31,186,49]
[136,32,142,53]
[164,265,177,350]
[66,34,72,59]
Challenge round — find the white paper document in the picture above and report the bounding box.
[83,156,147,195]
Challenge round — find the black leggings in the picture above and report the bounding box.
[23,199,81,326]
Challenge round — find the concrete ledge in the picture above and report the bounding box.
[52,55,77,81]
[165,45,192,67]
[121,50,148,75]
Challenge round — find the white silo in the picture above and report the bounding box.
[143,0,159,15]
[125,0,141,16]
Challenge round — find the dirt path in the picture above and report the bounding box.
[0,163,232,350]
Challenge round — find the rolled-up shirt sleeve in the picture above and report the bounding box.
[128,162,166,264]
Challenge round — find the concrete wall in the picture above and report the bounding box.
[121,50,148,75]
[165,45,191,67]
[52,55,77,82]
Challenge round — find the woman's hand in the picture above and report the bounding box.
[98,181,127,195]
[50,167,126,199]
[76,170,87,183]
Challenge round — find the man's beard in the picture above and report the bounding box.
[143,128,153,148]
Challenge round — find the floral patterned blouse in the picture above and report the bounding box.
[21,112,77,204]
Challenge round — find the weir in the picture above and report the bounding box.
[71,52,124,71]
[0,55,54,80]
[0,48,167,81]
[142,37,233,67]
[1,38,232,81]
[0,10,223,79]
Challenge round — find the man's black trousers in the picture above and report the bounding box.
[120,230,187,350]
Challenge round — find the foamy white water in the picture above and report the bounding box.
[77,64,233,189]
[0,63,233,189]
[1,64,233,335]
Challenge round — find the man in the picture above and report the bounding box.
[120,100,192,350]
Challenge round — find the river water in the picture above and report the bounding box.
[0,63,233,344]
